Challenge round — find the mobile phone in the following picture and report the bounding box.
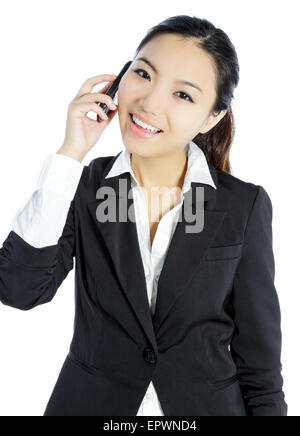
[96,60,132,122]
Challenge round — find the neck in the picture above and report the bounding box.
[130,148,188,191]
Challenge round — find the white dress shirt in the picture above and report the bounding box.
[11,153,84,248]
[11,140,216,416]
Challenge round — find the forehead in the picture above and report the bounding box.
[136,34,217,96]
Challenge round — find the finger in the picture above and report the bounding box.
[92,103,110,121]
[72,78,115,102]
[77,92,117,110]
[91,80,114,95]
[75,74,117,99]
[75,102,110,121]
[90,103,118,122]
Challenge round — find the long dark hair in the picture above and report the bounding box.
[133,15,240,174]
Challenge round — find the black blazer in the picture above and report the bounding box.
[0,153,288,416]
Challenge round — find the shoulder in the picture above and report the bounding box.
[80,154,119,184]
[85,154,118,176]
[74,154,118,203]
[208,163,273,217]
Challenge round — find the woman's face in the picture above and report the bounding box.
[117,33,227,158]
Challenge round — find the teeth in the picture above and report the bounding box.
[132,114,160,132]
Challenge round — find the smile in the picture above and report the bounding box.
[129,113,163,139]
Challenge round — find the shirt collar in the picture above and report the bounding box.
[104,140,217,192]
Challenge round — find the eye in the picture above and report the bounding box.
[133,68,194,103]
[175,91,193,103]
[133,68,150,80]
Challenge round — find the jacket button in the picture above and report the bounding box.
[143,347,157,364]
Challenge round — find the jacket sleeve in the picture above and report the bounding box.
[0,154,85,311]
[229,185,288,416]
[11,153,84,247]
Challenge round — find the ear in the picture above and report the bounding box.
[199,109,227,134]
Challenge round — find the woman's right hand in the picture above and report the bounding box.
[57,74,118,162]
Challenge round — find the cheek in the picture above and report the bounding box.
[116,85,130,123]
[171,115,197,133]
[118,75,138,99]
[117,77,131,105]
[182,111,207,132]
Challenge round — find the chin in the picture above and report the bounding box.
[125,144,150,157]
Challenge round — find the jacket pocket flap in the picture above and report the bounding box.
[203,243,243,261]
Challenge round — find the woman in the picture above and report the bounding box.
[0,15,288,416]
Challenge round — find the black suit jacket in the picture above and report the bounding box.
[0,152,288,416]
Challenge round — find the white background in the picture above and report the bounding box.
[0,0,298,416]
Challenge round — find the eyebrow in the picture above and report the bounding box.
[135,56,204,94]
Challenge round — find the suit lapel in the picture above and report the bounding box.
[87,160,226,353]
[152,174,227,334]
[87,170,157,352]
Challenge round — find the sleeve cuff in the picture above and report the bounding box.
[2,230,59,267]
[250,404,288,416]
[35,153,84,199]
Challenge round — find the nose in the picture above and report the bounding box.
[139,88,164,117]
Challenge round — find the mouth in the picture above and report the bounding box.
[129,113,163,139]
